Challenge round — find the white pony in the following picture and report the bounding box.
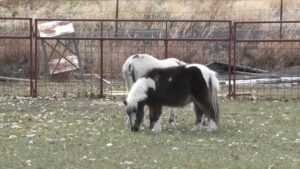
[122,54,186,126]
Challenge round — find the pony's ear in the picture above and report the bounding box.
[123,100,127,105]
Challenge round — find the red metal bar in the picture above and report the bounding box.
[116,0,119,20]
[235,39,300,42]
[34,19,38,97]
[35,18,231,22]
[29,18,33,97]
[164,40,168,59]
[228,21,232,98]
[36,37,230,41]
[115,0,119,37]
[235,21,300,24]
[233,22,237,98]
[280,0,283,39]
[164,21,168,59]
[100,21,104,98]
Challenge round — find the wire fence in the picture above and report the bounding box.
[1,17,300,100]
[233,21,300,100]
[0,17,33,97]
[33,19,231,99]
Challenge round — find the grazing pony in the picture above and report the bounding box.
[122,54,186,126]
[124,64,220,132]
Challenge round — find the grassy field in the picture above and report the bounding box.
[0,97,299,169]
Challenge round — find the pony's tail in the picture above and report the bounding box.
[128,65,136,84]
[122,62,136,90]
[209,72,220,124]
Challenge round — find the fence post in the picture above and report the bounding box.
[29,18,34,97]
[164,21,168,58]
[33,19,38,97]
[100,21,104,98]
[280,0,283,39]
[233,22,237,98]
[228,21,232,98]
[115,0,119,37]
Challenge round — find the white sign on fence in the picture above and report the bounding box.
[38,21,75,37]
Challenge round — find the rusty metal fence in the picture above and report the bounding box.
[0,17,34,97]
[233,21,300,100]
[34,19,232,99]
[2,17,300,100]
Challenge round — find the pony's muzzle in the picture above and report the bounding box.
[131,126,139,132]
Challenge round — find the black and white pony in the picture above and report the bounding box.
[122,53,186,126]
[123,64,220,132]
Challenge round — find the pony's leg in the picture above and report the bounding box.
[149,105,162,133]
[142,116,148,127]
[126,115,130,128]
[141,106,149,128]
[151,116,162,133]
[126,103,148,129]
[168,108,176,126]
[207,118,218,132]
[191,103,205,131]
[149,106,154,129]
[202,102,218,133]
[200,114,208,126]
[193,92,218,132]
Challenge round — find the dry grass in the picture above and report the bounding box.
[0,0,299,20]
[0,98,299,169]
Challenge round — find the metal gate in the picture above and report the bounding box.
[233,21,300,100]
[0,17,33,97]
[34,19,232,99]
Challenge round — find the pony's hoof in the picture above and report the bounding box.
[151,122,161,133]
[207,120,218,132]
[169,121,177,127]
[207,127,218,133]
[131,127,139,132]
[151,128,161,133]
[168,117,176,125]
[191,123,203,131]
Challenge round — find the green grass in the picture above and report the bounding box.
[0,98,299,169]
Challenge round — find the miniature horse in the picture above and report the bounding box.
[124,64,220,132]
[122,53,186,126]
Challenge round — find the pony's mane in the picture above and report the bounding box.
[126,77,156,107]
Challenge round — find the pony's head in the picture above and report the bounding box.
[124,77,156,132]
[123,100,144,131]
